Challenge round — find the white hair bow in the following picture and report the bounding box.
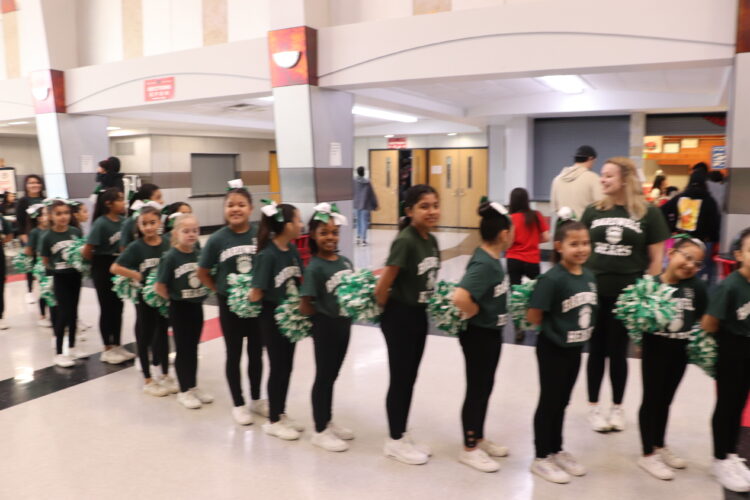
[227,179,244,189]
[557,206,576,221]
[313,202,348,226]
[26,203,45,216]
[489,201,508,216]
[260,199,283,221]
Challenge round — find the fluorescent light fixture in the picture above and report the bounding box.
[384,134,394,138]
[535,75,589,94]
[8,121,29,125]
[107,126,121,131]
[447,133,457,136]
[257,95,275,102]
[352,105,418,123]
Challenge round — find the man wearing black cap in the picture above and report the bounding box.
[550,145,602,219]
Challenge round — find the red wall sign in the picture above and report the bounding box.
[387,137,408,149]
[145,77,175,102]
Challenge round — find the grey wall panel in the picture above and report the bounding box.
[314,168,354,202]
[646,113,726,136]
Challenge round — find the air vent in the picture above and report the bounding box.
[115,141,135,156]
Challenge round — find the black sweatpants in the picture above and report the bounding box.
[507,258,541,287]
[381,299,428,440]
[217,295,264,407]
[53,272,82,355]
[136,301,169,379]
[260,301,296,423]
[169,300,203,393]
[638,334,688,455]
[459,324,502,448]
[587,294,630,405]
[311,314,352,433]
[91,255,123,346]
[534,333,583,458]
[712,332,750,459]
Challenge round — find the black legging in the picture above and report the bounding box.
[534,333,583,458]
[91,255,123,346]
[217,295,264,407]
[169,300,203,393]
[260,301,296,423]
[506,258,541,286]
[381,299,428,440]
[459,324,502,448]
[53,272,81,355]
[587,295,630,405]
[26,272,33,293]
[135,301,169,379]
[712,331,750,459]
[311,314,351,433]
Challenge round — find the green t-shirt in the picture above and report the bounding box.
[39,226,83,274]
[300,255,354,318]
[199,225,258,295]
[119,216,137,251]
[458,248,509,330]
[115,237,171,284]
[87,215,125,256]
[252,243,303,304]
[706,270,750,337]
[156,247,208,303]
[529,264,599,348]
[28,227,42,256]
[644,274,707,339]
[580,204,670,296]
[386,225,440,306]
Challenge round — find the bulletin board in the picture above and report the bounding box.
[0,167,18,193]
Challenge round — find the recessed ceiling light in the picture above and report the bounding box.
[352,105,418,123]
[257,96,275,102]
[384,134,394,138]
[107,126,121,131]
[447,133,457,136]
[8,121,29,125]
[535,75,589,94]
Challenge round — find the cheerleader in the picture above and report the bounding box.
[527,215,598,484]
[197,185,266,425]
[39,200,83,367]
[155,214,211,409]
[83,188,132,364]
[374,184,440,465]
[452,200,512,472]
[120,184,163,251]
[111,206,174,397]
[702,228,750,493]
[250,201,304,440]
[299,203,354,452]
[162,202,192,242]
[24,204,52,327]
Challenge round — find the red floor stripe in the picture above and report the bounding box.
[7,273,27,283]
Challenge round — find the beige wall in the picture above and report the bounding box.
[0,136,43,189]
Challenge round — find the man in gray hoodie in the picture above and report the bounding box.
[353,166,379,246]
[550,145,602,219]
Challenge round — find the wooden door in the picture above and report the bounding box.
[370,150,399,225]
[458,148,488,228]
[411,149,427,186]
[428,149,460,227]
[268,152,281,203]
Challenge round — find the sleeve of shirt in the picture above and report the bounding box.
[660,196,678,233]
[529,272,555,312]
[645,206,671,245]
[39,232,51,258]
[86,219,102,246]
[251,251,271,290]
[155,252,172,286]
[385,237,409,268]
[115,243,137,270]
[706,280,730,320]
[16,198,28,234]
[120,218,134,248]
[458,261,491,303]
[198,234,217,269]
[538,211,549,232]
[693,278,709,318]
[299,263,317,298]
[580,205,593,229]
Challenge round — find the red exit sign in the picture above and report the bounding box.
[387,137,407,149]
[145,77,175,102]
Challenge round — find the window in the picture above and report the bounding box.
[191,153,237,196]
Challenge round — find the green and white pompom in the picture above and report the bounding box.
[63,237,90,276]
[275,291,312,342]
[687,327,718,378]
[142,271,169,318]
[111,275,142,303]
[39,275,56,307]
[12,253,33,273]
[509,280,540,332]
[614,276,677,345]
[32,258,46,280]
[227,272,261,318]
[427,280,466,336]
[335,269,380,324]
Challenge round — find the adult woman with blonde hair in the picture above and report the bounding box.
[580,157,670,433]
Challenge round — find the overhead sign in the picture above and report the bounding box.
[712,146,727,170]
[387,137,407,149]
[145,77,175,102]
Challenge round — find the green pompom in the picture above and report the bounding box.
[335,269,380,324]
[39,275,56,307]
[111,275,142,303]
[226,273,261,318]
[427,280,466,336]
[142,271,169,318]
[32,258,46,280]
[62,237,90,276]
[687,327,718,378]
[509,280,540,332]
[12,253,33,273]
[274,290,312,342]
[614,276,678,345]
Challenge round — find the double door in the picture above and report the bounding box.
[370,149,427,225]
[428,148,488,228]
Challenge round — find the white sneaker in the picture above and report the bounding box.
[158,375,179,394]
[263,420,300,441]
[588,405,611,432]
[25,292,36,304]
[531,456,571,484]
[311,428,349,452]
[712,458,750,492]
[553,451,587,476]
[54,354,75,368]
[638,455,675,480]
[0,320,9,330]
[479,440,509,457]
[143,381,169,397]
[37,318,52,328]
[101,349,127,365]
[729,454,750,483]
[232,406,254,426]
[250,398,270,417]
[459,448,500,473]
[403,432,432,456]
[608,405,626,431]
[657,447,687,469]
[68,347,88,359]
[115,346,136,361]
[384,437,429,465]
[329,422,355,441]
[191,387,214,404]
[177,391,202,409]
[280,414,304,432]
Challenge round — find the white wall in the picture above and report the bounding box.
[143,0,203,57]
[228,0,270,41]
[0,135,43,182]
[76,0,123,66]
[328,0,412,26]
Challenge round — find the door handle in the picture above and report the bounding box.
[386,158,391,188]
[446,157,452,188]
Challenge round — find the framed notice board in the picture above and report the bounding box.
[0,167,17,193]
